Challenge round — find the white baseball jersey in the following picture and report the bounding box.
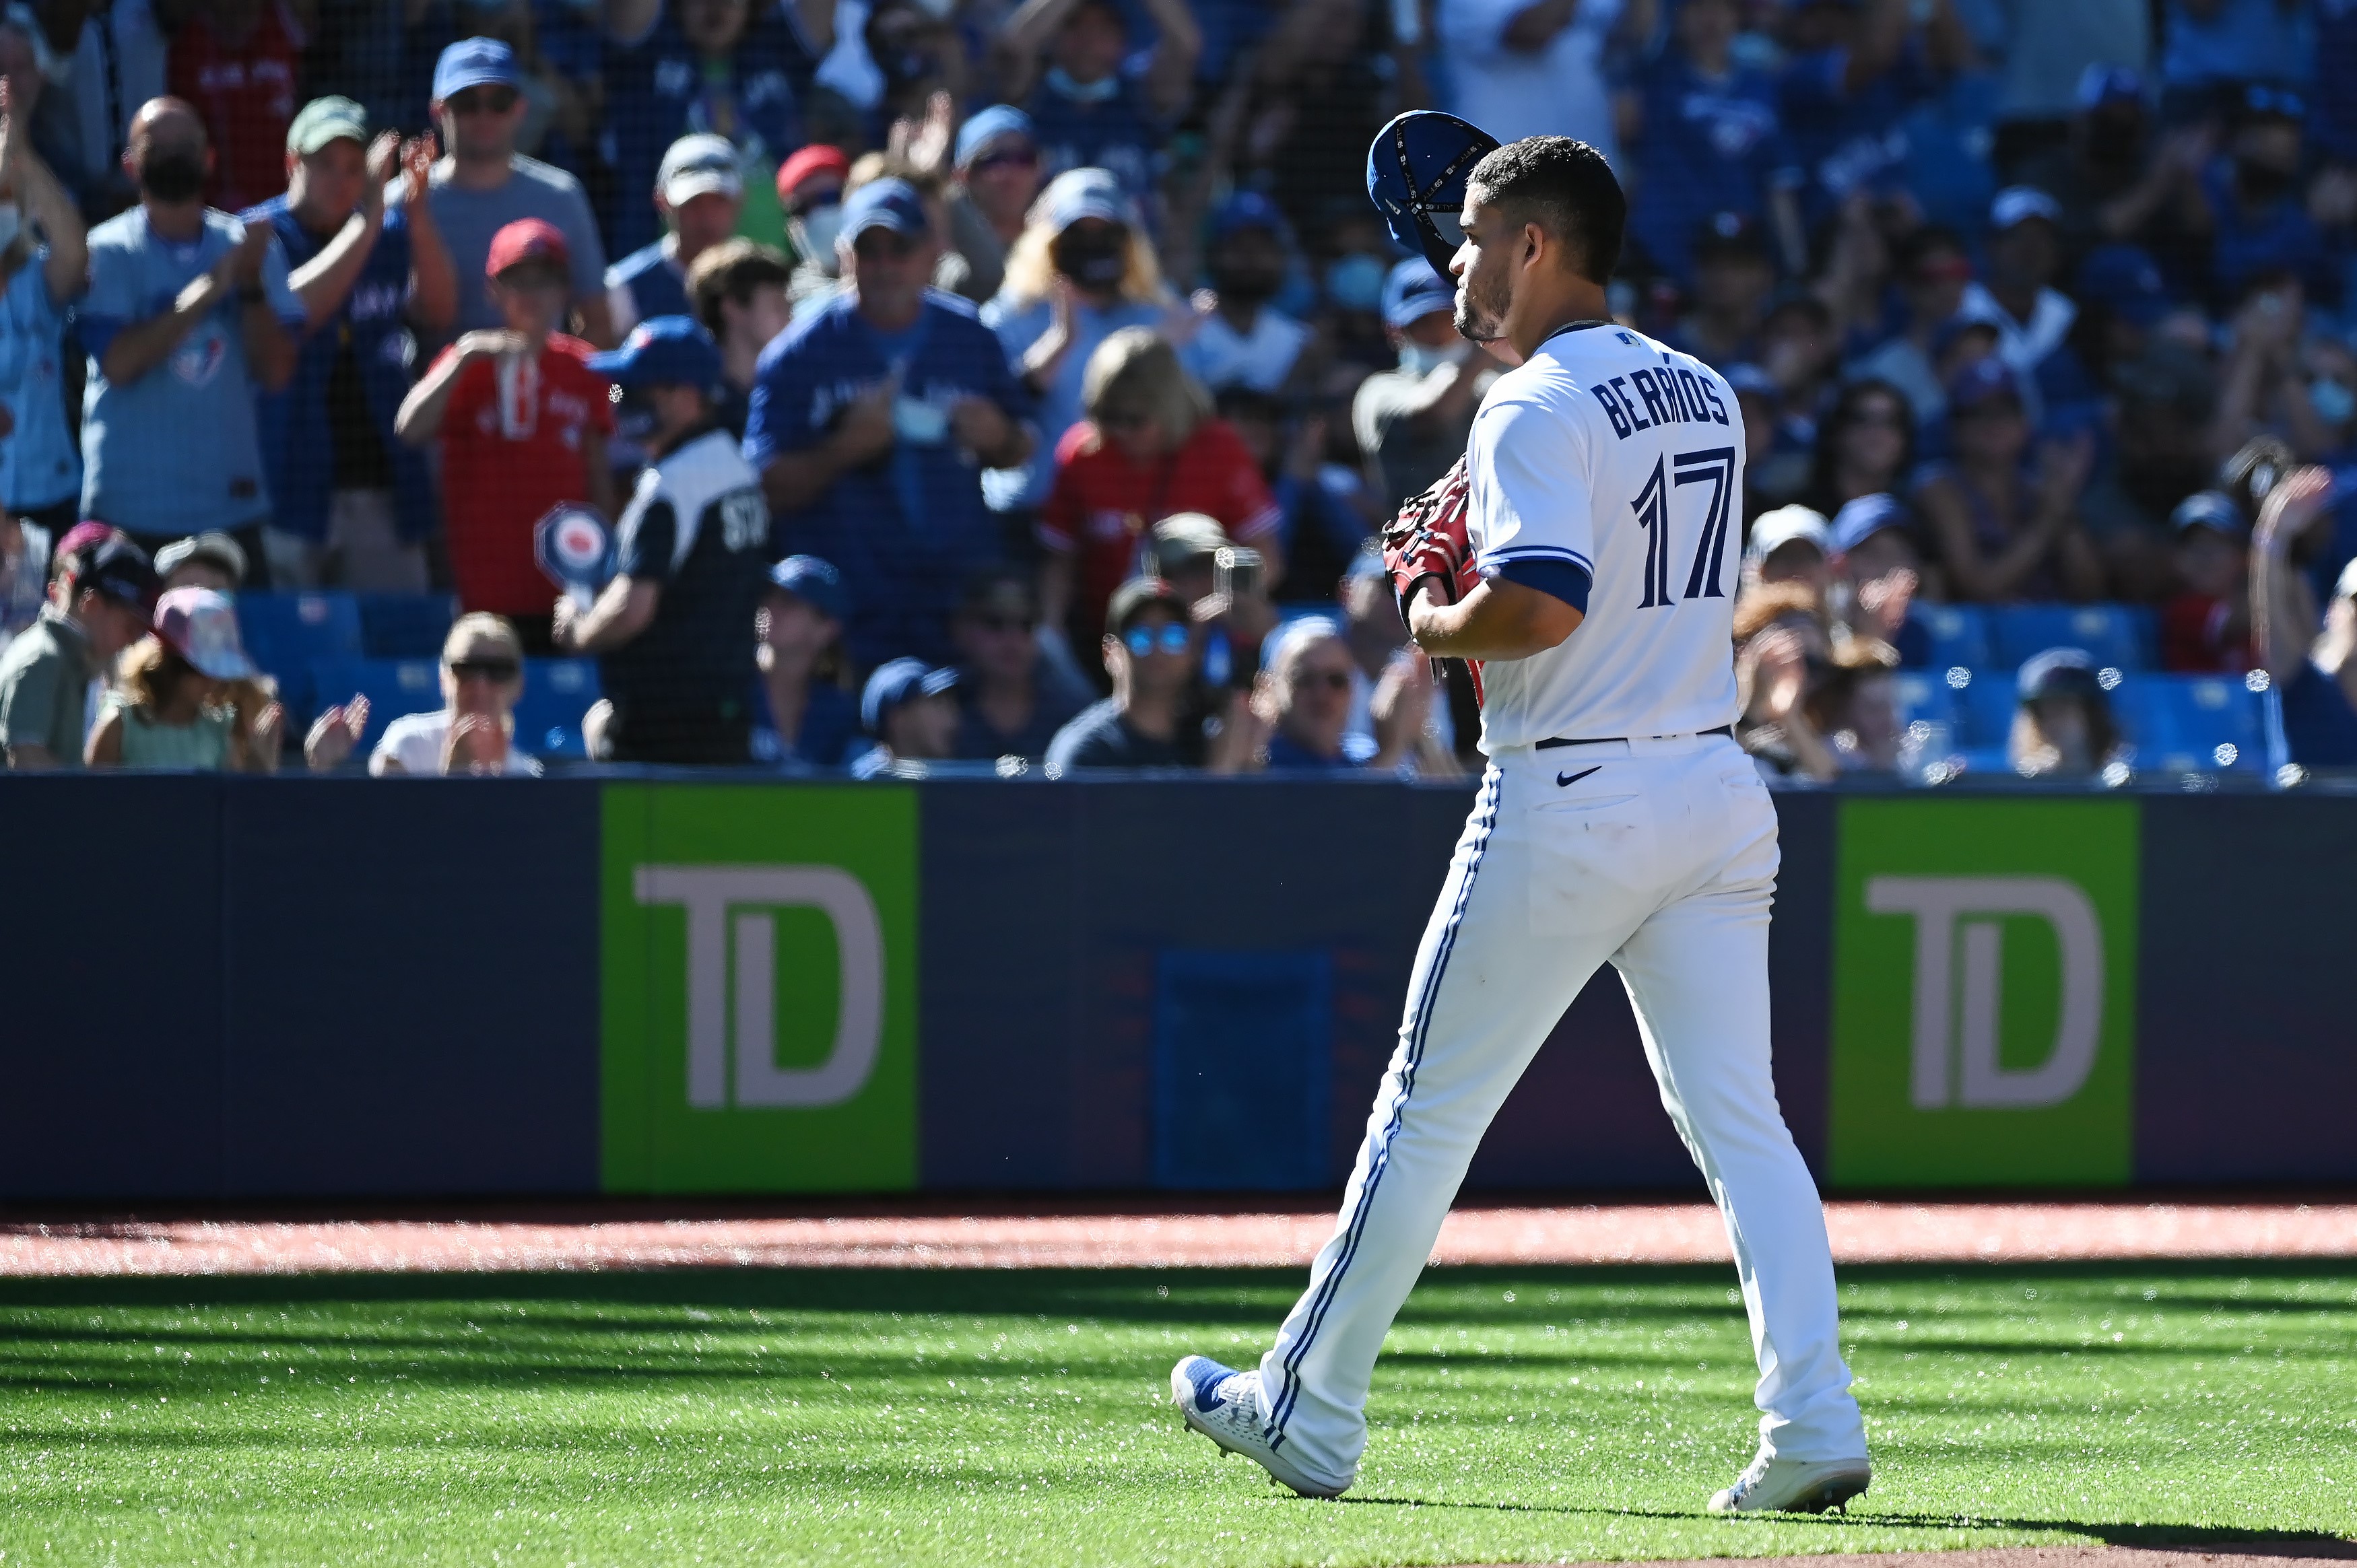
[1465,322,1744,749]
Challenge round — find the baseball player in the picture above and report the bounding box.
[1170,121,1870,1515]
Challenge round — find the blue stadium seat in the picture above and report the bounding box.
[1986,603,2154,672]
[1889,668,1960,734]
[308,656,444,757]
[513,658,601,759]
[1947,667,2020,751]
[2111,671,2265,773]
[1915,603,1990,671]
[356,593,458,659]
[237,592,364,721]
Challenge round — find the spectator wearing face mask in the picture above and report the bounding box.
[79,96,302,580]
[86,584,282,770]
[983,167,1176,515]
[1353,259,1492,512]
[945,105,1044,307]
[2008,647,2123,780]
[605,133,745,338]
[993,0,1199,213]
[776,143,849,309]
[949,564,1090,762]
[1178,191,1312,397]
[750,553,859,769]
[0,529,156,768]
[850,656,960,779]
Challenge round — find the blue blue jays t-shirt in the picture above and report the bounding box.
[1626,50,1789,284]
[0,251,84,511]
[743,289,1030,669]
[2201,162,2339,308]
[607,238,691,333]
[1777,43,1935,224]
[79,207,304,535]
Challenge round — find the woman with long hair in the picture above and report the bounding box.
[983,167,1178,515]
[1915,359,2104,603]
[86,588,281,771]
[1805,378,1916,518]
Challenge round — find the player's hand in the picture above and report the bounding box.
[304,695,370,771]
[833,376,899,467]
[2255,463,2335,552]
[442,712,506,775]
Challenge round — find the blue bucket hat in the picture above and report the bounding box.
[1366,110,1501,277]
[1381,257,1455,329]
[433,37,521,101]
[585,316,723,391]
[768,555,847,621]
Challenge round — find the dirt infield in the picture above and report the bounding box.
[0,1199,2350,1276]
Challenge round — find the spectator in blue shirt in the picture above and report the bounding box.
[1621,0,1794,288]
[1774,0,1970,227]
[79,96,302,580]
[949,564,1090,762]
[0,79,89,538]
[606,133,744,337]
[245,97,457,592]
[751,553,859,768]
[993,0,1200,213]
[2252,463,2357,770]
[1958,187,2102,434]
[599,0,808,259]
[745,178,1035,671]
[1246,615,1389,772]
[850,656,960,778]
[2191,85,2342,312]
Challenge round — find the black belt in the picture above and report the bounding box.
[1536,725,1731,751]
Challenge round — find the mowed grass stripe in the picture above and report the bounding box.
[0,1264,2350,1567]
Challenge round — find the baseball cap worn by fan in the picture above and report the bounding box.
[1830,493,1906,554]
[155,531,249,585]
[768,554,849,622]
[1989,185,2063,232]
[955,104,1034,170]
[1037,167,1131,234]
[586,316,723,391]
[1148,512,1228,577]
[154,586,261,681]
[1366,110,1501,277]
[1382,258,1454,330]
[69,533,160,609]
[841,178,929,243]
[861,657,959,735]
[1106,574,1188,634]
[1745,504,1830,570]
[776,143,850,205]
[433,36,522,101]
[659,133,743,206]
[2018,646,2102,704]
[486,217,568,279]
[287,96,368,156]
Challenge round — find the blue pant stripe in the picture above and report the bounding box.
[1265,768,1502,1443]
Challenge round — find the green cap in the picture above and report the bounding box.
[287,96,369,156]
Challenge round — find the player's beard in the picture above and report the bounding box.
[1453,267,1509,345]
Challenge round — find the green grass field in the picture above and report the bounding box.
[1,1262,2351,1567]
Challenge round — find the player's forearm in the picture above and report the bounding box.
[1407,578,1582,661]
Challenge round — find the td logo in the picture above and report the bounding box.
[1830,802,2138,1188]
[602,786,918,1194]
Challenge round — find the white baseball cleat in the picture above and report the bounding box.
[1169,1355,1348,1499]
[1708,1450,1872,1514]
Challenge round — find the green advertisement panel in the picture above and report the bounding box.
[1830,799,2138,1188]
[601,784,919,1193]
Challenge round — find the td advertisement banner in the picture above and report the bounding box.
[600,784,920,1193]
[1829,798,2140,1188]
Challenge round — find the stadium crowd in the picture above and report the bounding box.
[1,0,2356,782]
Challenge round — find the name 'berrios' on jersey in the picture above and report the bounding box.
[1466,322,1744,749]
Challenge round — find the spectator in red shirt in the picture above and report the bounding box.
[395,217,616,648]
[168,0,303,213]
[1037,325,1283,652]
[2160,489,2254,673]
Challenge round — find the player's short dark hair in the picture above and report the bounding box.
[1465,136,1625,285]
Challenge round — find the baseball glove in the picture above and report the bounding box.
[1380,453,1480,619]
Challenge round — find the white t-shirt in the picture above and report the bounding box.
[1466,322,1744,749]
[1437,0,1624,168]
[368,710,543,777]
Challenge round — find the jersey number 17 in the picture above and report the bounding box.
[1631,447,1737,610]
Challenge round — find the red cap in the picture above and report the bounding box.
[775,143,849,203]
[485,217,570,279]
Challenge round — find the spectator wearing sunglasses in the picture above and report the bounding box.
[406,39,612,349]
[365,612,542,776]
[746,178,1034,671]
[850,656,960,780]
[1045,574,1215,772]
[950,564,1090,762]
[945,106,1042,307]
[1244,616,1389,772]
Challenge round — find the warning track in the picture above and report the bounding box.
[0,1199,2349,1276]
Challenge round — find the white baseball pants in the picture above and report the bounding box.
[1255,731,1865,1491]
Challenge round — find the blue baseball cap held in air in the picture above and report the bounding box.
[1381,257,1455,329]
[585,316,723,392]
[434,36,522,100]
[768,554,849,621]
[955,104,1034,170]
[861,658,960,735]
[1366,110,1501,277]
[841,177,929,243]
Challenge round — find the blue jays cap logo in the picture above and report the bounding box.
[1366,111,1502,277]
[534,502,613,592]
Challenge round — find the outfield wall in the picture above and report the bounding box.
[3,775,2350,1202]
